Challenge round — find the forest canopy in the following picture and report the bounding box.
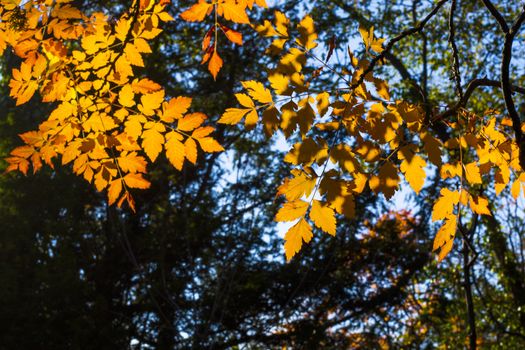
[1,0,525,348]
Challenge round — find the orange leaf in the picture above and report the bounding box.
[124,173,151,189]
[185,138,198,164]
[309,200,336,236]
[108,179,123,205]
[208,50,223,80]
[284,218,313,261]
[197,137,224,152]
[180,2,212,22]
[165,132,185,170]
[220,24,243,45]
[178,112,206,132]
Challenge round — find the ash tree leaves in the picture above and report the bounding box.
[212,10,523,262]
[2,0,223,211]
[3,1,525,263]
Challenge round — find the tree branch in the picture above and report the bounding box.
[448,0,463,99]
[480,0,509,33]
[434,78,525,122]
[350,0,449,90]
[501,6,525,168]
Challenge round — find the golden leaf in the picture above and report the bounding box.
[399,150,426,194]
[185,138,198,164]
[432,188,460,222]
[241,80,273,104]
[433,215,457,262]
[180,2,212,22]
[178,112,206,132]
[468,195,491,216]
[118,84,135,108]
[162,96,192,122]
[218,108,250,125]
[108,179,123,205]
[165,131,185,170]
[358,25,385,53]
[139,90,165,116]
[296,15,317,50]
[275,200,309,222]
[464,162,482,185]
[124,173,151,189]
[277,170,317,201]
[218,1,250,24]
[208,50,223,80]
[141,123,165,162]
[284,218,313,261]
[197,137,224,153]
[309,200,336,236]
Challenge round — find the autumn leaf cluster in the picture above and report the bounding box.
[2,0,524,262]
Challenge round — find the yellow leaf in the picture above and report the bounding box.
[165,131,185,170]
[218,1,250,24]
[218,108,250,124]
[284,218,313,261]
[132,78,162,94]
[275,200,309,222]
[296,15,317,50]
[469,195,491,216]
[355,140,381,162]
[125,115,146,140]
[162,96,192,122]
[440,162,462,179]
[118,84,135,108]
[244,109,259,129]
[192,126,215,138]
[399,152,426,194]
[197,137,224,153]
[309,200,336,236]
[511,178,522,199]
[139,90,165,116]
[118,152,147,173]
[432,188,460,222]
[358,25,385,53]
[269,72,290,95]
[464,162,482,184]
[284,138,327,166]
[124,43,144,67]
[124,173,151,189]
[433,215,457,262]
[422,132,442,166]
[277,170,316,201]
[178,112,206,132]
[142,125,165,162]
[235,93,254,108]
[185,138,198,164]
[242,80,273,104]
[352,173,368,194]
[396,101,423,123]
